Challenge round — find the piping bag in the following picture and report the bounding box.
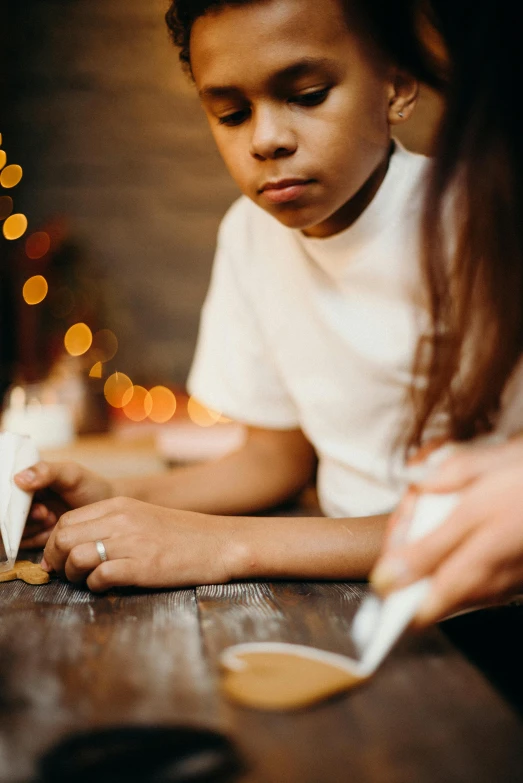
[0,432,40,570]
[220,445,461,710]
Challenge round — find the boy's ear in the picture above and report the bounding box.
[387,70,418,125]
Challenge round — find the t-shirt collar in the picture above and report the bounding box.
[296,139,411,260]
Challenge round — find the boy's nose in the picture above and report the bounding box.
[249,106,297,161]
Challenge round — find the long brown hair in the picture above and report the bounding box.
[415,1,523,446]
[359,0,523,448]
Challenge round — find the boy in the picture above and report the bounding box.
[16,0,423,591]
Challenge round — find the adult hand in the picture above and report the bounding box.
[41,497,235,592]
[371,437,523,626]
[14,461,115,549]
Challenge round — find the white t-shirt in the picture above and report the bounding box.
[188,142,432,517]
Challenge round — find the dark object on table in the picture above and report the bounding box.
[36,725,244,783]
[441,602,523,716]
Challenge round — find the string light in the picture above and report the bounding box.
[89,361,103,379]
[187,396,221,427]
[91,329,118,362]
[104,372,133,408]
[0,164,23,189]
[3,213,28,240]
[64,322,93,356]
[0,133,186,421]
[25,231,51,259]
[148,386,177,423]
[123,385,153,422]
[22,275,48,305]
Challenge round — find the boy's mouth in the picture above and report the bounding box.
[259,178,314,205]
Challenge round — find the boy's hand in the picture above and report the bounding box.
[15,462,115,549]
[41,498,235,592]
[371,437,523,626]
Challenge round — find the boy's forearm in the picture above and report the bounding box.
[111,431,316,515]
[223,513,389,580]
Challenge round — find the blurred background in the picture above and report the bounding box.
[0,0,442,460]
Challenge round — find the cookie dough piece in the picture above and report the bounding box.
[0,560,50,585]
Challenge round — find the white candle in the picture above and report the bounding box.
[1,389,74,449]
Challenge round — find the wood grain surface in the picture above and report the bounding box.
[1,564,522,782]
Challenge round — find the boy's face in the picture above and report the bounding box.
[192,0,410,238]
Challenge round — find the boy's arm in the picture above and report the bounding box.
[225,511,389,581]
[16,426,318,549]
[112,426,317,514]
[41,500,389,589]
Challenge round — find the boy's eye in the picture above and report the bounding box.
[290,87,330,107]
[218,109,250,127]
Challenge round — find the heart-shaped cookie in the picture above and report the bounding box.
[220,643,366,710]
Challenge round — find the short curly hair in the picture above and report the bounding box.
[164,0,424,81]
[165,1,259,76]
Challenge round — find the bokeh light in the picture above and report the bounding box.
[91,329,118,362]
[187,396,221,427]
[89,361,103,378]
[148,386,177,423]
[0,150,6,170]
[25,231,51,259]
[64,322,93,356]
[104,372,133,408]
[22,275,48,305]
[123,385,153,422]
[3,213,28,240]
[0,196,13,221]
[0,164,23,189]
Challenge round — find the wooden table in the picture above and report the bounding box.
[2,434,523,781]
[1,574,523,782]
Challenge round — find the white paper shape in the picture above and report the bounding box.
[0,432,39,570]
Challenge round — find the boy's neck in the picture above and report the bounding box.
[301,142,394,239]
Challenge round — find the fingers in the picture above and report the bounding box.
[417,436,523,493]
[407,437,448,465]
[64,541,112,583]
[54,496,124,527]
[44,517,111,575]
[19,530,54,550]
[15,461,83,493]
[87,560,135,593]
[43,498,130,574]
[14,460,113,509]
[60,538,136,592]
[413,523,523,626]
[44,536,135,591]
[382,489,419,552]
[20,504,57,550]
[23,504,57,534]
[27,503,55,523]
[371,495,479,594]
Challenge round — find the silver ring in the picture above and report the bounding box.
[95,540,108,563]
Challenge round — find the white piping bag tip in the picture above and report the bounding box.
[0,432,39,570]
